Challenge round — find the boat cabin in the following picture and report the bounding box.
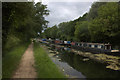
[104,44,112,50]
[78,42,112,50]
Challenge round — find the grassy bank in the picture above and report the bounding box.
[34,42,65,78]
[2,43,29,78]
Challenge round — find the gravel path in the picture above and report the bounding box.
[13,43,37,78]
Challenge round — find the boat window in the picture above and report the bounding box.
[95,45,98,48]
[97,45,101,48]
[101,45,104,49]
[78,43,80,46]
[89,44,91,47]
[91,45,94,48]
[106,45,111,50]
[75,43,78,46]
[79,44,82,46]
[83,44,85,47]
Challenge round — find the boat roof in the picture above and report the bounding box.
[77,42,111,45]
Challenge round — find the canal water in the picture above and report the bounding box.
[42,43,120,78]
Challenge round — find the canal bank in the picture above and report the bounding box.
[41,44,86,78]
[33,43,65,78]
[39,41,120,78]
[39,39,120,71]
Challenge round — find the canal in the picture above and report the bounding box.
[41,43,120,78]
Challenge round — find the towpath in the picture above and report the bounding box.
[13,43,37,78]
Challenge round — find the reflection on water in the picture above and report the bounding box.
[50,55,86,78]
[59,52,120,78]
[47,44,120,78]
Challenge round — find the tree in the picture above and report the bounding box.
[75,21,90,42]
[2,2,49,54]
[87,2,106,20]
[88,2,119,45]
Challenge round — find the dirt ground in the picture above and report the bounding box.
[13,43,37,78]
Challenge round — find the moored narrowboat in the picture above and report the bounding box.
[71,42,120,54]
[39,38,120,55]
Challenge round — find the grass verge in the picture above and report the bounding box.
[2,43,29,78]
[34,42,65,78]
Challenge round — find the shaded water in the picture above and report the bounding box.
[50,54,86,78]
[44,43,120,78]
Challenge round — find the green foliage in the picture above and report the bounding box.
[89,2,120,45]
[87,2,106,20]
[88,18,109,43]
[57,21,76,40]
[42,13,89,41]
[43,25,58,39]
[75,21,90,42]
[2,43,29,78]
[2,2,49,54]
[50,25,59,39]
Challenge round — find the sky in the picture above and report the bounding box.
[35,0,98,27]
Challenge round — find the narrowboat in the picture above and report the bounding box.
[54,39,64,45]
[40,38,120,55]
[64,41,71,46]
[71,42,120,55]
